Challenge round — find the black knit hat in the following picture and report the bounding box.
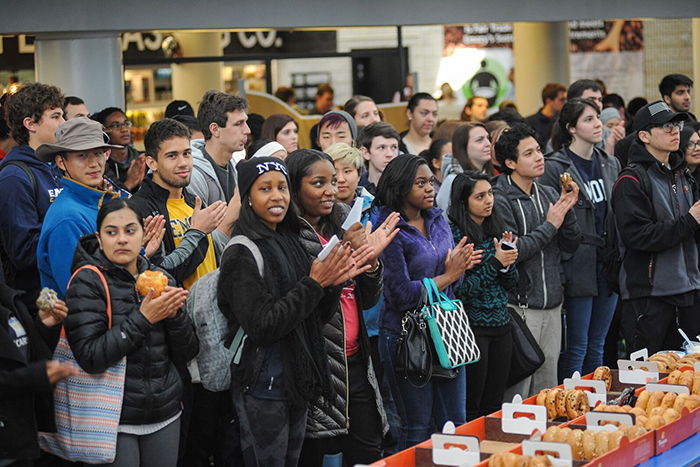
[236,156,290,199]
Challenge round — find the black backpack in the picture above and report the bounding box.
[604,162,697,295]
[0,161,39,284]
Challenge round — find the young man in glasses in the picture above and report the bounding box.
[92,106,146,192]
[612,100,700,356]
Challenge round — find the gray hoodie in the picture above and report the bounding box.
[188,139,237,258]
[436,153,462,215]
[493,174,581,309]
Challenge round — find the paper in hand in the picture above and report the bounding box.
[341,197,364,230]
[317,235,340,262]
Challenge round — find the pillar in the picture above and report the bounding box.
[693,18,700,118]
[171,32,224,110]
[512,22,570,117]
[34,32,124,113]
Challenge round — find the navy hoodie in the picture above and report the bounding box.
[0,145,63,313]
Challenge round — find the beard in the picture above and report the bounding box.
[159,170,191,189]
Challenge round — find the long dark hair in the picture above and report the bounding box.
[96,198,144,232]
[448,171,504,244]
[373,154,430,220]
[551,97,600,150]
[452,122,496,176]
[286,148,344,239]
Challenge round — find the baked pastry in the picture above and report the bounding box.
[592,366,612,391]
[679,370,695,390]
[635,390,652,411]
[608,431,625,450]
[566,390,589,419]
[546,388,563,420]
[567,429,585,460]
[542,425,560,442]
[536,388,550,406]
[36,287,57,312]
[668,370,683,385]
[645,390,665,416]
[136,270,168,298]
[560,172,573,192]
[595,430,610,457]
[582,430,597,461]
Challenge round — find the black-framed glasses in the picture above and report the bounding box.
[104,121,133,131]
[646,121,684,133]
[687,141,700,150]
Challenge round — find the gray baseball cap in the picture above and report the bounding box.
[36,117,122,163]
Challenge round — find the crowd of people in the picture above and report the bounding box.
[0,71,699,467]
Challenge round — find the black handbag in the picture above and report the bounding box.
[395,281,458,386]
[506,264,545,387]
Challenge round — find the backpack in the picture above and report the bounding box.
[0,161,39,284]
[186,235,263,392]
[604,162,697,294]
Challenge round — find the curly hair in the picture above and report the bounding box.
[144,118,191,160]
[494,123,539,175]
[5,83,64,145]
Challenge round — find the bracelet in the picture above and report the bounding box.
[366,261,381,274]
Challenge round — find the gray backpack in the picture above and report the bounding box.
[187,235,263,392]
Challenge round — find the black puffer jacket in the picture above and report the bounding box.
[64,234,199,425]
[297,211,388,439]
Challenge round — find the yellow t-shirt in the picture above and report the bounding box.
[166,197,217,290]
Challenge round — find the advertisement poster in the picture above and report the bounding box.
[439,24,515,114]
[569,20,644,102]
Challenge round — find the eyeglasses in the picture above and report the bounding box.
[687,141,700,150]
[646,121,684,133]
[104,121,133,131]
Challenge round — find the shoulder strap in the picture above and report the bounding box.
[2,160,39,200]
[223,235,264,278]
[67,265,113,328]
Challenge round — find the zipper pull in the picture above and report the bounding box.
[268,376,274,391]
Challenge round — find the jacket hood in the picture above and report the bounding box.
[190,139,218,178]
[440,153,463,181]
[0,144,51,169]
[628,139,687,171]
[71,233,149,278]
[493,172,533,201]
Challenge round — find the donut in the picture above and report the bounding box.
[560,172,573,191]
[136,270,168,298]
[646,415,666,430]
[546,388,562,420]
[608,431,625,451]
[677,358,698,369]
[593,366,613,391]
[556,389,569,418]
[663,408,681,423]
[627,425,648,440]
[567,429,585,460]
[636,390,652,410]
[635,415,649,427]
[673,393,690,413]
[566,389,589,419]
[666,352,681,362]
[582,430,598,461]
[595,430,610,457]
[529,456,554,467]
[542,425,560,442]
[648,406,666,418]
[594,403,608,412]
[679,370,695,390]
[36,287,57,312]
[684,395,700,412]
[536,388,550,406]
[668,370,683,385]
[629,407,646,418]
[646,390,665,416]
[693,373,700,396]
[554,427,572,444]
[661,392,678,410]
[649,355,674,372]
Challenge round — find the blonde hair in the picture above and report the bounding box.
[325,143,363,172]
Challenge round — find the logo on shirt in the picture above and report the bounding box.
[170,216,192,239]
[581,179,606,203]
[48,188,63,202]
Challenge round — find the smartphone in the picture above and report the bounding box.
[501,240,516,251]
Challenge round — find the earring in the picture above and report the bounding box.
[248,201,252,207]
